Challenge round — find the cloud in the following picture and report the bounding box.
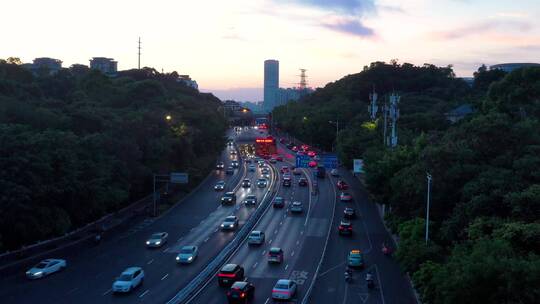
[430,20,532,40]
[286,0,375,15]
[322,18,375,38]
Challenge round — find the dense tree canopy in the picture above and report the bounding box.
[273,62,540,303]
[0,62,227,251]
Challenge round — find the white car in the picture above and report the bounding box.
[272,279,297,300]
[176,246,198,264]
[146,232,168,248]
[112,267,144,293]
[214,181,226,191]
[330,169,339,177]
[243,194,257,206]
[248,231,265,245]
[248,164,256,172]
[26,259,66,279]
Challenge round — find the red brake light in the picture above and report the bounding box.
[241,292,245,298]
[218,273,237,278]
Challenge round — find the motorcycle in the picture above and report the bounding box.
[344,269,353,283]
[382,245,392,256]
[366,273,375,289]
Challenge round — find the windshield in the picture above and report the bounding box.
[151,233,162,239]
[35,262,48,269]
[276,283,289,289]
[180,248,193,254]
[118,274,132,281]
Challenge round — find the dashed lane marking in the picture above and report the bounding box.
[102,289,112,296]
[139,290,149,298]
[161,273,169,281]
[147,259,154,265]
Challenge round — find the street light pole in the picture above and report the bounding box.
[425,172,432,244]
[329,120,339,151]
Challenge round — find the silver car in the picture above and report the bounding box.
[146,232,168,248]
[26,259,67,279]
[221,216,239,230]
[272,279,297,300]
[176,246,198,264]
[248,231,265,245]
[290,201,303,213]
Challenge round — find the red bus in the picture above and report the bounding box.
[255,136,276,157]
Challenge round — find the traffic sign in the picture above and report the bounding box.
[353,159,364,173]
[170,172,188,184]
[295,155,310,168]
[322,154,338,169]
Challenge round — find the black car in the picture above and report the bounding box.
[241,179,251,188]
[227,281,255,304]
[344,207,356,219]
[286,143,294,149]
[221,192,237,205]
[218,264,244,287]
[226,166,234,175]
[273,196,285,208]
[282,178,291,187]
[216,162,225,170]
[298,177,308,187]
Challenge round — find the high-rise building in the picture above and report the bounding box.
[90,57,117,76]
[264,59,279,111]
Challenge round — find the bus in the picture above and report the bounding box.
[255,136,276,157]
[255,117,269,130]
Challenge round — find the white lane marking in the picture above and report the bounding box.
[178,237,184,241]
[300,230,304,235]
[262,250,266,255]
[147,259,154,265]
[95,272,103,278]
[139,289,150,298]
[252,262,259,269]
[280,221,283,225]
[214,228,218,233]
[161,273,169,281]
[296,240,300,245]
[204,237,210,242]
[375,264,387,304]
[102,289,112,296]
[285,264,289,270]
[291,250,295,257]
[67,287,79,295]
[264,298,270,304]
[317,261,346,278]
[269,239,273,244]
[274,229,278,234]
[162,247,170,253]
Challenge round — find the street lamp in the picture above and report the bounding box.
[165,115,172,121]
[425,172,432,244]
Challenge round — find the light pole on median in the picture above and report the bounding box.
[425,172,432,244]
[328,120,339,151]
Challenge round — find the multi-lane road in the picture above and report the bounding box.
[0,127,417,304]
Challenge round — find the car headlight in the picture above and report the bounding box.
[188,256,193,261]
[176,256,180,260]
[221,224,225,227]
[35,271,42,276]
[156,241,161,245]
[146,241,150,245]
[229,224,234,227]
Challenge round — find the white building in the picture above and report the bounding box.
[90,57,117,76]
[177,75,198,90]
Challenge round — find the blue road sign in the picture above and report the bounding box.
[296,155,311,168]
[322,154,338,169]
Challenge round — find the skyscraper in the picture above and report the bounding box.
[264,59,279,111]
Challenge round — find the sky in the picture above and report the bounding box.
[1,0,539,102]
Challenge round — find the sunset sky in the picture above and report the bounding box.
[2,0,539,101]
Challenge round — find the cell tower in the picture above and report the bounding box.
[299,68,307,89]
[138,37,141,69]
[388,93,400,147]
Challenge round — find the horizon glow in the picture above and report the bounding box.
[1,0,539,101]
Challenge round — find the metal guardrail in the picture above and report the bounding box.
[167,161,278,304]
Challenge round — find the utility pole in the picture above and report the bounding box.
[425,172,432,244]
[389,93,400,148]
[138,37,141,69]
[368,87,378,120]
[328,120,339,151]
[383,103,388,146]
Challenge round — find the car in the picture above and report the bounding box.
[337,180,349,190]
[280,166,289,173]
[228,141,234,147]
[268,247,284,263]
[269,158,277,164]
[273,196,285,208]
[226,166,234,175]
[248,164,256,172]
[112,267,144,293]
[241,178,251,188]
[307,151,316,157]
[221,216,239,230]
[245,158,252,164]
[301,144,310,151]
[330,168,339,176]
[276,155,283,161]
[258,162,266,168]
[231,160,239,168]
[214,181,226,191]
[216,162,225,169]
[286,143,294,149]
[340,192,353,202]
[26,259,66,279]
[176,246,198,264]
[243,194,257,206]
[257,178,268,188]
[261,167,270,174]
[298,177,308,186]
[218,264,245,287]
[347,249,365,268]
[292,168,302,175]
[344,207,356,219]
[338,220,353,235]
[230,150,237,155]
[308,160,317,168]
[272,279,297,300]
[248,230,265,245]
[227,281,255,304]
[146,232,168,248]
[290,201,303,213]
[222,192,237,205]
[282,177,291,187]
[291,146,298,152]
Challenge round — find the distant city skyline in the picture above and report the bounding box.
[2,0,539,101]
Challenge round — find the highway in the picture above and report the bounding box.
[0,128,274,304]
[189,142,336,304]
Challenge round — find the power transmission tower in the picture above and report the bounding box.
[138,37,141,69]
[388,93,400,147]
[298,69,307,89]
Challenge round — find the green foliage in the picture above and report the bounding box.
[0,62,227,251]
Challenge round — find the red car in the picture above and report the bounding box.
[291,146,298,152]
[308,161,317,168]
[307,151,316,157]
[338,221,353,235]
[337,180,349,190]
[280,166,289,173]
[276,155,283,161]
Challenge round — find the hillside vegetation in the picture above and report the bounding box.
[0,60,227,252]
[273,62,539,303]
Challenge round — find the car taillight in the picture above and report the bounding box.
[339,226,344,230]
[241,292,245,298]
[348,226,352,230]
[218,273,236,278]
